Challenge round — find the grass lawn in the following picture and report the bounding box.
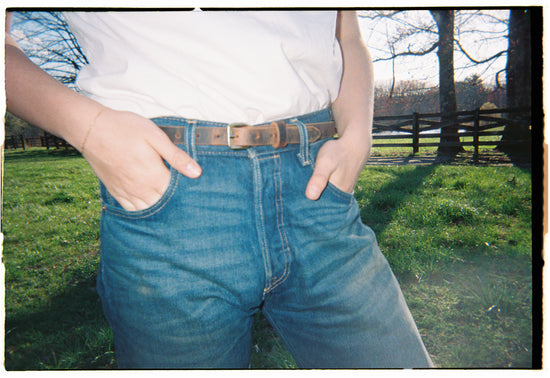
[2,147,535,369]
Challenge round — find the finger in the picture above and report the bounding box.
[117,196,149,212]
[306,157,336,201]
[150,129,202,179]
[106,167,170,211]
[306,172,328,201]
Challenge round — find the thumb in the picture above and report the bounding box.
[153,131,202,178]
[306,158,335,201]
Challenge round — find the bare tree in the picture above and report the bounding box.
[360,10,509,156]
[431,10,462,156]
[453,10,509,87]
[9,11,87,87]
[6,11,88,140]
[498,8,533,153]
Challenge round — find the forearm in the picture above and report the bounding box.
[303,11,374,200]
[5,33,104,149]
[332,11,374,156]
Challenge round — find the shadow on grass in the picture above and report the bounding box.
[356,164,437,236]
[4,275,115,370]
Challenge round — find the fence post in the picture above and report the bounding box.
[19,135,26,150]
[473,108,479,164]
[412,112,419,154]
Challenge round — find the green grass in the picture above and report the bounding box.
[2,147,533,369]
[403,255,532,368]
[356,164,532,275]
[2,149,113,369]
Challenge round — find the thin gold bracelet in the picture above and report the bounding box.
[80,109,104,153]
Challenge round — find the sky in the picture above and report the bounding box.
[357,9,510,88]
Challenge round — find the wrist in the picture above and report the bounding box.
[337,124,372,157]
[78,108,106,153]
[62,100,109,149]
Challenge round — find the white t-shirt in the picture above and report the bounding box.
[63,11,343,124]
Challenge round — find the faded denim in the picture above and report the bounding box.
[97,108,433,369]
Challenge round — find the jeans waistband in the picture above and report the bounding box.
[150,107,335,160]
[151,107,334,129]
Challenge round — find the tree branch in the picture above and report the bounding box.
[373,40,439,62]
[455,39,507,64]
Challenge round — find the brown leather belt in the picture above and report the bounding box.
[159,120,337,149]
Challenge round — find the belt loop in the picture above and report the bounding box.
[292,118,312,166]
[272,121,288,149]
[185,120,198,162]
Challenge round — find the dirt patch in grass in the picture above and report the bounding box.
[399,254,533,368]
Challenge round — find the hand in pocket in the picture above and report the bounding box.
[81,108,202,211]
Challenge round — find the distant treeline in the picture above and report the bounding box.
[374,74,506,117]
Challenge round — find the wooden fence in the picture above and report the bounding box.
[372,107,531,159]
[4,133,72,150]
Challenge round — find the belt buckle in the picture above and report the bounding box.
[227,123,249,149]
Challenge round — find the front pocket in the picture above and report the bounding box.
[307,139,355,205]
[325,180,355,201]
[99,167,179,219]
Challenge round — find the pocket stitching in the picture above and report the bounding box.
[325,181,355,203]
[101,168,179,219]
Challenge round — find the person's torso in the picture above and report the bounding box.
[64,11,343,124]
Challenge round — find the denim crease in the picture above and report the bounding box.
[96,107,433,369]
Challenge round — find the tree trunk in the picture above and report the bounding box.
[498,9,532,153]
[431,10,463,157]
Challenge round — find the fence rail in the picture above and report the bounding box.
[372,107,531,159]
[4,133,72,150]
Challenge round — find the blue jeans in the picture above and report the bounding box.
[97,108,433,369]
